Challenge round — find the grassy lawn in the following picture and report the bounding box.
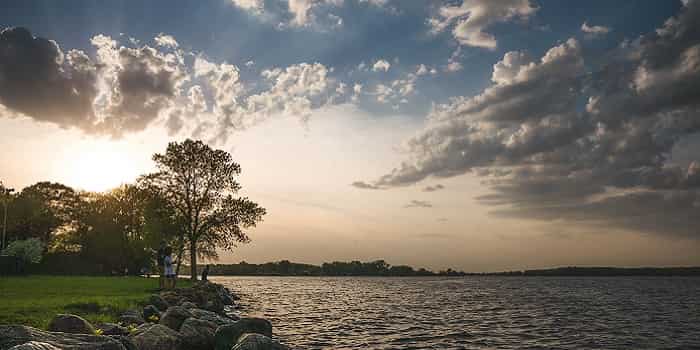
[0,275,191,329]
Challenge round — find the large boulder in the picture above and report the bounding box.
[159,306,193,331]
[232,334,288,350]
[117,311,144,326]
[129,324,181,350]
[179,318,217,350]
[148,295,169,312]
[8,341,60,350]
[214,318,272,350]
[142,305,160,323]
[47,314,95,335]
[0,325,126,350]
[189,308,238,326]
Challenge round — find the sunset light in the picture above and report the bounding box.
[1,1,700,348]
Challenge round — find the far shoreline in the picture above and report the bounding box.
[192,265,700,277]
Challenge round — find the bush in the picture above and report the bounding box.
[1,238,44,264]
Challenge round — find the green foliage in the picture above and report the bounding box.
[0,276,191,329]
[1,238,44,263]
[140,139,266,280]
[6,182,81,248]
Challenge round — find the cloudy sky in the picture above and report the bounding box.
[1,0,700,271]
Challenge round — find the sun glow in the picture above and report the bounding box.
[57,139,154,193]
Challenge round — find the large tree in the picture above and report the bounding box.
[7,182,81,250]
[140,139,266,280]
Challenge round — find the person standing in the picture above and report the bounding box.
[157,240,167,290]
[163,246,176,289]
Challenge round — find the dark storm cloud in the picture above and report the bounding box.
[0,28,187,136]
[363,0,700,237]
[0,27,98,130]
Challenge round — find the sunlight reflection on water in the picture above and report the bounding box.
[215,276,700,349]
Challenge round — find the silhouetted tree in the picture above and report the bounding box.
[7,182,81,250]
[140,139,266,280]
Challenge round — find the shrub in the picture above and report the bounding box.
[1,238,44,264]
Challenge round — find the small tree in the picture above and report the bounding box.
[1,238,44,264]
[140,139,266,280]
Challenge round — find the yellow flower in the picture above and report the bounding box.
[94,329,104,336]
[148,314,159,322]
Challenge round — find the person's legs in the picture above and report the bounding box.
[158,265,165,289]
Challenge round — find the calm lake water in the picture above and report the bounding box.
[214,276,700,349]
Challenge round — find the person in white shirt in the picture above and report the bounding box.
[163,246,176,289]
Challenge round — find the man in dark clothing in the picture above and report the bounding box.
[201,265,210,282]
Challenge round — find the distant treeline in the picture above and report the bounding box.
[182,262,700,277]
[488,266,700,276]
[182,260,467,277]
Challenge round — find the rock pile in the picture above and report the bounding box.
[0,282,288,350]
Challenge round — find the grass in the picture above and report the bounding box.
[0,275,192,329]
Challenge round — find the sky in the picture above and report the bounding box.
[1,0,700,271]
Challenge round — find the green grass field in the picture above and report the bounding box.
[0,275,191,329]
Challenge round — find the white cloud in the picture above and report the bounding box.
[231,0,264,14]
[154,33,179,48]
[429,0,537,49]
[372,59,391,72]
[581,22,611,37]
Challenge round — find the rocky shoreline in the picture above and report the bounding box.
[0,282,288,350]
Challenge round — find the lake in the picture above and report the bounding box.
[214,276,700,349]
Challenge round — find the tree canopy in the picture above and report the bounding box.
[140,139,266,280]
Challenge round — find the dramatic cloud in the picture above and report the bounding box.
[581,22,611,38]
[429,0,537,49]
[0,27,189,136]
[404,200,432,208]
[0,27,98,131]
[364,0,700,237]
[0,27,346,140]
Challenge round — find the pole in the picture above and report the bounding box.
[1,199,6,251]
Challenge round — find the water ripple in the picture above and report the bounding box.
[215,276,700,349]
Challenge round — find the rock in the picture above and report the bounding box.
[159,291,184,307]
[0,325,126,350]
[106,336,137,350]
[129,324,181,350]
[8,341,60,350]
[189,308,238,326]
[142,305,160,323]
[159,306,192,331]
[117,311,144,326]
[214,318,273,350]
[148,295,169,312]
[232,334,288,350]
[179,318,217,350]
[95,323,129,337]
[180,301,197,309]
[47,314,95,335]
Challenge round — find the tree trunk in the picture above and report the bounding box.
[190,239,197,281]
[174,239,185,288]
